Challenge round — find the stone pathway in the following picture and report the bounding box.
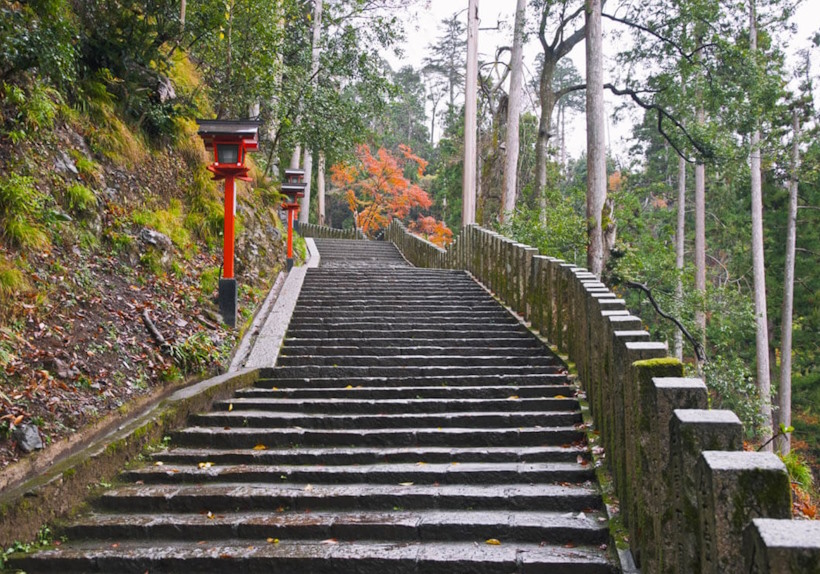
[12,238,615,573]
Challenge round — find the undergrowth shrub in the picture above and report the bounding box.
[65,182,97,213]
[0,174,50,250]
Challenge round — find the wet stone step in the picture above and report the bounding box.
[95,483,601,514]
[279,346,546,358]
[170,426,586,449]
[188,410,582,430]
[288,316,519,326]
[261,365,566,380]
[281,329,532,340]
[9,539,614,574]
[273,355,561,368]
[253,373,570,389]
[281,338,543,349]
[122,461,595,487]
[63,510,608,546]
[235,384,575,400]
[149,445,588,466]
[213,397,580,414]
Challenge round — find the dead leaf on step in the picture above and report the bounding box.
[153,461,164,466]
[267,538,280,544]
[304,484,314,491]
[399,482,414,486]
[198,462,215,469]
[554,395,567,399]
[507,395,519,400]
[485,539,501,545]
[228,403,233,412]
[321,538,338,545]
[253,444,267,450]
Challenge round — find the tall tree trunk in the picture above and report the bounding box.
[694,133,706,364]
[180,0,186,27]
[585,0,606,277]
[675,155,686,360]
[748,0,773,448]
[289,146,301,170]
[535,57,557,198]
[462,0,479,227]
[501,0,526,222]
[317,152,326,226]
[777,109,799,455]
[300,0,323,224]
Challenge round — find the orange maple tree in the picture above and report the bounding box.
[409,215,453,248]
[331,145,451,245]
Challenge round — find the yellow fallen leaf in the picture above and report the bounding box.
[153,461,164,466]
[345,385,353,389]
[253,444,267,450]
[228,403,234,412]
[555,395,567,399]
[399,482,414,486]
[486,538,502,545]
[416,461,427,466]
[198,462,215,469]
[507,395,520,400]
[321,538,338,545]
[304,484,314,491]
[206,511,215,520]
[267,538,279,544]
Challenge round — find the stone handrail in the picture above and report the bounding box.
[299,222,365,240]
[385,219,816,574]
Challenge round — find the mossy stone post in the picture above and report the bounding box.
[512,243,523,312]
[531,256,548,333]
[547,259,563,346]
[601,315,639,453]
[743,519,820,574]
[584,293,621,392]
[671,409,743,573]
[544,257,559,343]
[596,318,645,440]
[617,343,669,534]
[698,451,791,574]
[636,376,708,573]
[523,247,538,320]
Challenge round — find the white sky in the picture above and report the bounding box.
[392,0,820,163]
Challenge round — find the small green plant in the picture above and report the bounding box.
[167,331,220,375]
[69,150,102,184]
[132,200,191,250]
[200,267,221,299]
[0,257,29,302]
[0,174,50,250]
[65,183,97,213]
[140,249,164,276]
[781,450,815,492]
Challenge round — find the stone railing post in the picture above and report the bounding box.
[743,519,820,574]
[698,451,791,574]
[670,409,744,573]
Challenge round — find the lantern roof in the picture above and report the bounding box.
[196,119,261,150]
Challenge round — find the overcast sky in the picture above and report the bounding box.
[392,0,820,163]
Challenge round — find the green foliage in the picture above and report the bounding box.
[132,200,191,250]
[781,450,815,492]
[0,174,50,250]
[0,0,78,89]
[167,331,222,375]
[139,249,164,276]
[199,267,221,300]
[64,183,97,213]
[0,255,29,309]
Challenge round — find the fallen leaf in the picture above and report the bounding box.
[206,511,215,519]
[267,538,280,544]
[321,538,338,545]
[153,461,164,466]
[198,462,215,469]
[554,395,567,399]
[399,482,414,486]
[485,538,501,545]
[253,444,266,451]
[228,403,234,412]
[507,395,519,400]
[304,484,314,491]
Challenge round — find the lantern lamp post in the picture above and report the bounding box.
[281,169,306,271]
[196,119,260,327]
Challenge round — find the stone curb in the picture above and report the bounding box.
[241,238,318,370]
[0,368,260,549]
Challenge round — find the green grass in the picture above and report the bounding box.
[65,183,97,213]
[132,199,192,251]
[0,174,51,250]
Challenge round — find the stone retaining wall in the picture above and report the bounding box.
[385,220,818,574]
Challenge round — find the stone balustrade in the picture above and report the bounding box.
[384,219,815,574]
[299,222,365,240]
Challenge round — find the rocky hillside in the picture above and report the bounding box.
[0,54,291,471]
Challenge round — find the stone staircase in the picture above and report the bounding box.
[11,239,615,573]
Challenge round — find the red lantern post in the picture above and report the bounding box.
[281,169,306,271]
[196,119,260,327]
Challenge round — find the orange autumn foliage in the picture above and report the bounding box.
[331,145,443,238]
[410,215,453,248]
